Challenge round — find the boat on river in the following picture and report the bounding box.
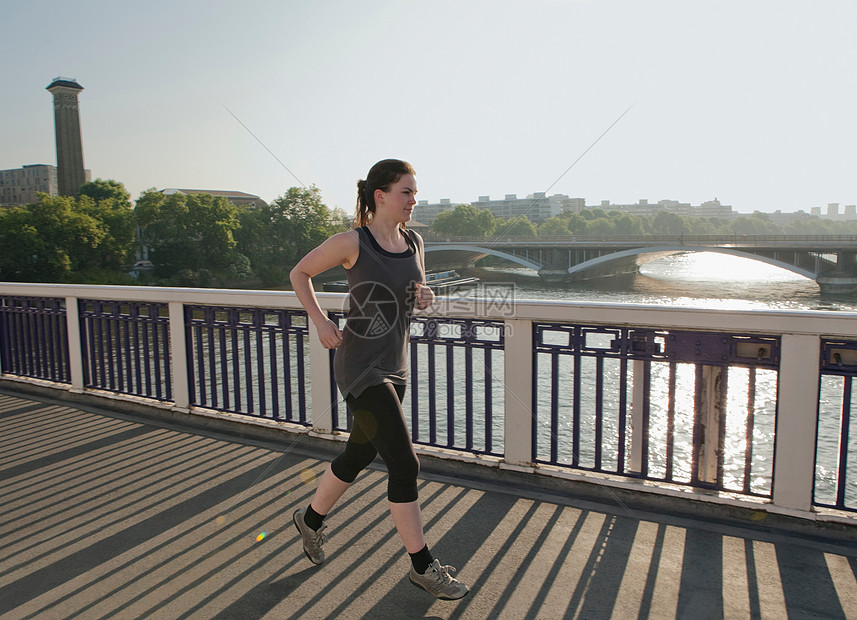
[322,269,479,294]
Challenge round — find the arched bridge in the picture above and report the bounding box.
[423,235,857,295]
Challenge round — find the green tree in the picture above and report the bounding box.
[612,214,644,235]
[79,178,131,203]
[0,207,59,281]
[494,216,537,237]
[537,217,571,236]
[235,207,270,276]
[329,206,353,230]
[783,218,837,235]
[586,217,615,235]
[236,185,346,286]
[432,204,496,238]
[135,189,243,282]
[685,218,722,235]
[227,252,253,281]
[77,180,136,270]
[0,195,104,281]
[651,211,688,235]
[565,213,590,234]
[580,208,609,221]
[268,186,346,262]
[729,213,783,235]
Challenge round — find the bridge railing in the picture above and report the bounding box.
[1,282,856,522]
[424,234,857,245]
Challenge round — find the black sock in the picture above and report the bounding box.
[303,505,325,531]
[409,544,434,574]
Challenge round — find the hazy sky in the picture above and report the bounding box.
[2,0,855,215]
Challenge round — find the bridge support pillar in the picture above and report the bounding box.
[537,250,569,283]
[817,275,857,295]
[537,269,568,284]
[817,252,857,295]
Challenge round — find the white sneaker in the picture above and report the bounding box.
[293,508,326,565]
[408,559,469,600]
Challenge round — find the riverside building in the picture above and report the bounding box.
[593,198,736,218]
[416,193,585,225]
[0,163,90,207]
[414,193,735,226]
[812,202,857,221]
[0,164,58,206]
[159,188,268,209]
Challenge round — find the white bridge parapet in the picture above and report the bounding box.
[2,282,856,524]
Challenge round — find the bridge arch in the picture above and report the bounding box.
[424,236,857,293]
[424,243,819,280]
[569,246,817,280]
[423,244,542,272]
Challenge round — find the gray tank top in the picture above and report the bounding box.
[333,226,425,399]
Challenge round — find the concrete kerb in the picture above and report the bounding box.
[4,377,857,549]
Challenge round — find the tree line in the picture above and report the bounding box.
[0,180,348,286]
[2,183,854,286]
[429,203,857,238]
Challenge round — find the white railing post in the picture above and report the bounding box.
[504,318,534,467]
[629,359,646,474]
[4,282,857,522]
[698,365,725,484]
[64,296,85,391]
[772,333,821,511]
[308,321,334,433]
[168,302,190,411]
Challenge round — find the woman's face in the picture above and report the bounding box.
[377,173,417,223]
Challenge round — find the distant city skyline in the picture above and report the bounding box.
[412,193,857,225]
[1,1,855,216]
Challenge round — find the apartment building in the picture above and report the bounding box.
[0,164,59,206]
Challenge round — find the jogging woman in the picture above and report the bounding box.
[289,159,469,600]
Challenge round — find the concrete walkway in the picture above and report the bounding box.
[1,388,857,620]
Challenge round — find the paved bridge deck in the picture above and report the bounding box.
[2,388,857,620]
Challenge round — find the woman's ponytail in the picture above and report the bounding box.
[355,178,372,228]
[353,159,416,229]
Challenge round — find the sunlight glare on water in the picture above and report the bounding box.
[640,251,807,282]
[462,251,857,503]
[474,250,857,312]
[631,252,827,311]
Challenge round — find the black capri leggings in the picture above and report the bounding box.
[330,382,420,503]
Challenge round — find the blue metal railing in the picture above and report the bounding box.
[327,311,349,431]
[0,296,70,384]
[184,305,310,423]
[533,324,630,475]
[1,285,855,516]
[533,324,780,497]
[409,317,505,455]
[79,300,171,400]
[328,313,504,456]
[816,339,857,511]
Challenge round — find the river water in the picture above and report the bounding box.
[445,252,856,506]
[259,252,852,503]
[459,251,857,312]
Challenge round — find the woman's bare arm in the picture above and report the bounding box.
[289,231,359,348]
